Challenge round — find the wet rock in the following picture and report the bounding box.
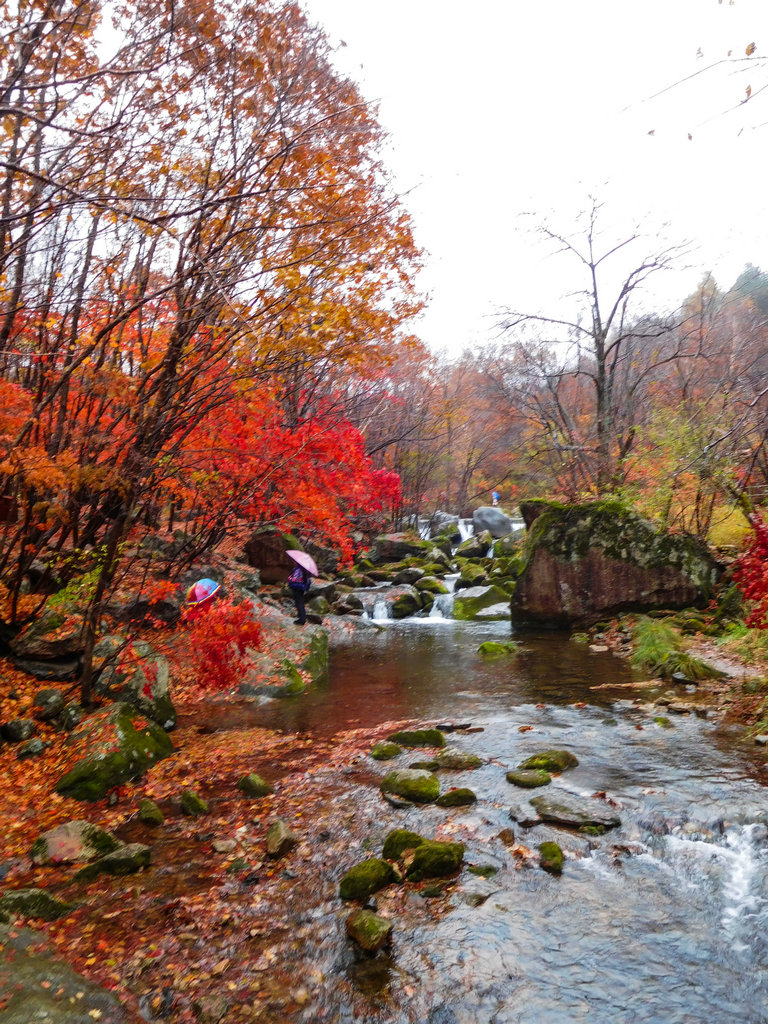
[455,532,492,558]
[539,841,564,874]
[339,858,396,901]
[433,748,483,770]
[74,843,151,883]
[346,908,393,952]
[0,888,74,922]
[478,641,519,657]
[512,498,721,627]
[1,718,36,743]
[452,585,510,621]
[529,793,621,831]
[380,769,440,804]
[473,506,513,538]
[180,790,209,817]
[17,737,46,759]
[474,602,512,620]
[31,820,121,865]
[455,563,488,590]
[55,703,174,801]
[370,741,402,761]
[237,772,274,797]
[265,819,298,859]
[138,798,164,826]
[390,590,423,619]
[435,788,476,807]
[406,840,465,882]
[409,760,439,771]
[382,829,425,860]
[393,567,424,585]
[506,768,551,788]
[0,923,131,1022]
[654,716,674,729]
[368,534,430,563]
[10,603,86,659]
[387,728,446,748]
[497,827,517,846]
[415,576,449,595]
[93,637,176,730]
[517,749,579,773]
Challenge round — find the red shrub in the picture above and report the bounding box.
[183,598,263,691]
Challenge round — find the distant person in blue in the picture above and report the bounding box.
[491,490,500,506]
[287,564,311,624]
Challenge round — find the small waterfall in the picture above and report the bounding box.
[720,824,768,937]
[457,519,473,542]
[429,593,454,619]
[372,598,391,621]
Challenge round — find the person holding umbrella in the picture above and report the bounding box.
[286,550,318,625]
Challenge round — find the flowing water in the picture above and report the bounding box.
[247,620,768,1024]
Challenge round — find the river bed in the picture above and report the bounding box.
[240,620,768,1024]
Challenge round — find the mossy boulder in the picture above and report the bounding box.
[406,840,465,882]
[518,749,579,773]
[30,820,121,865]
[539,841,564,874]
[277,659,306,695]
[31,688,65,722]
[391,591,423,619]
[380,769,439,803]
[433,748,483,770]
[435,788,476,807]
[382,829,425,860]
[506,768,551,788]
[55,703,174,801]
[512,499,722,627]
[339,858,396,901]
[0,888,74,922]
[455,533,491,559]
[478,641,519,657]
[9,602,86,659]
[455,562,489,590]
[138,798,164,826]
[452,586,510,621]
[387,728,446,748]
[74,843,151,883]
[369,534,430,564]
[415,576,449,595]
[93,637,176,730]
[346,909,393,952]
[237,773,274,797]
[370,741,402,761]
[180,789,208,816]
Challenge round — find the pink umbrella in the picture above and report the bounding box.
[287,550,319,577]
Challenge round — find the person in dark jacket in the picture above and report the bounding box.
[287,564,311,624]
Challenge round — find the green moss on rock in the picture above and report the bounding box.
[345,909,393,952]
[138,798,164,826]
[0,888,74,921]
[180,790,209,816]
[387,728,446,748]
[370,741,402,761]
[382,829,425,860]
[518,749,578,773]
[506,768,551,788]
[406,840,465,882]
[339,858,396,901]
[435,788,476,807]
[380,769,439,803]
[478,641,519,657]
[237,773,274,797]
[55,704,174,801]
[538,841,564,874]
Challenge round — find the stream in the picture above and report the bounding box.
[242,619,768,1024]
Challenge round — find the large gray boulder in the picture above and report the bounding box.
[473,506,513,538]
[511,499,722,628]
[368,533,429,563]
[93,638,176,730]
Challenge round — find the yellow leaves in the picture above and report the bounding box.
[746,42,757,57]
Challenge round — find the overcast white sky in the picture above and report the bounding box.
[300,0,768,355]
